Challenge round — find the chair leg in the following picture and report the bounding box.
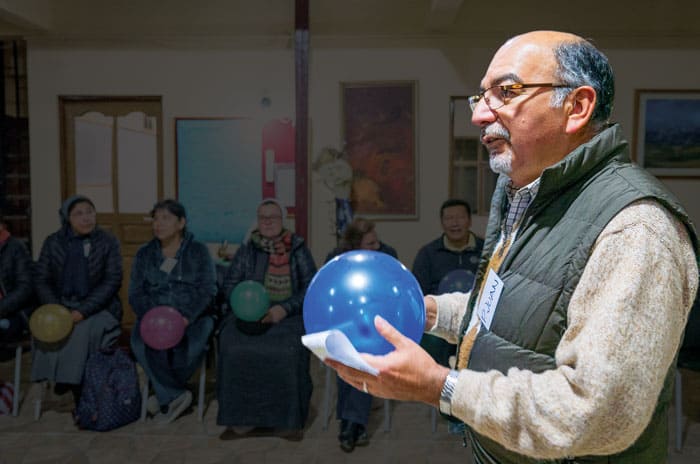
[12,345,22,416]
[675,368,683,452]
[383,399,392,432]
[197,356,206,422]
[33,381,46,421]
[322,364,333,430]
[140,377,149,422]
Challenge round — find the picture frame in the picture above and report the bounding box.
[633,89,700,177]
[340,81,418,219]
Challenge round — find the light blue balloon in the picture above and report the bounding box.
[303,250,425,355]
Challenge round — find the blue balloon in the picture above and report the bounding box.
[303,250,425,355]
[437,269,475,294]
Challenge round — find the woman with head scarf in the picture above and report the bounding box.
[129,199,217,424]
[31,195,122,406]
[217,199,317,440]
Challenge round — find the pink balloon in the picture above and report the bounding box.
[139,305,185,350]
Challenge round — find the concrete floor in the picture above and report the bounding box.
[0,350,698,463]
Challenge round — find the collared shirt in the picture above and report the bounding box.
[503,178,541,240]
[442,231,478,253]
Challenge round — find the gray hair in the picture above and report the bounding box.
[550,40,615,133]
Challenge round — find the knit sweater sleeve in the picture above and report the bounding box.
[428,291,471,344]
[448,200,698,459]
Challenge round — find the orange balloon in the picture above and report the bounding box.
[29,304,74,343]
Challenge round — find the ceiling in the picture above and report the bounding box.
[1,0,699,50]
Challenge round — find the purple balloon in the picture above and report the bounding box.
[437,269,475,294]
[140,305,185,350]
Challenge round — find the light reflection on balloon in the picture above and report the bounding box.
[303,250,425,355]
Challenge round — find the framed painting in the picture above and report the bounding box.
[341,81,418,219]
[633,89,700,177]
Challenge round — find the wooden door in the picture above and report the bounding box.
[59,96,163,328]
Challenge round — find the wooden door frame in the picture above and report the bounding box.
[58,95,164,203]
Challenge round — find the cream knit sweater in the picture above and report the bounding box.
[430,200,698,459]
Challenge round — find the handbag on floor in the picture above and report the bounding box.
[0,381,13,415]
[74,347,141,431]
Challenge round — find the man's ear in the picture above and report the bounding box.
[564,86,596,134]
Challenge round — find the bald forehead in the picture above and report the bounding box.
[504,30,583,50]
[481,30,583,88]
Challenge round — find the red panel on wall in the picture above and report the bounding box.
[261,118,296,215]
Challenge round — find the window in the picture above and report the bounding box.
[449,97,497,215]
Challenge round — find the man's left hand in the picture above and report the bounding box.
[325,315,449,407]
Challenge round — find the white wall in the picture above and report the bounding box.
[606,49,700,226]
[27,45,295,254]
[26,43,700,266]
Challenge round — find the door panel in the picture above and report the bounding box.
[60,96,163,329]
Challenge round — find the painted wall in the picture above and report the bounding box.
[26,43,700,269]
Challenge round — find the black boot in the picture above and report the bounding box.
[338,419,356,452]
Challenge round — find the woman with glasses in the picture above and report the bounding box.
[129,199,217,424]
[217,198,317,440]
[32,195,123,408]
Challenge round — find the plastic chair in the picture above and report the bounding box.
[139,339,214,422]
[1,312,33,417]
[9,340,30,416]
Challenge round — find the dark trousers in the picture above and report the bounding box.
[336,377,372,426]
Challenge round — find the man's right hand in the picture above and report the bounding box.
[424,295,437,331]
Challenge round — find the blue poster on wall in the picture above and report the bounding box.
[176,118,261,245]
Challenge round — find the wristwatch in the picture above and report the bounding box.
[439,369,459,416]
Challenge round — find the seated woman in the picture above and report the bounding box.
[129,199,217,424]
[217,198,317,440]
[325,217,398,452]
[32,195,122,405]
[0,214,34,354]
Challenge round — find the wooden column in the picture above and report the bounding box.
[294,0,309,241]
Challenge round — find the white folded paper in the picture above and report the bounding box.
[301,329,379,376]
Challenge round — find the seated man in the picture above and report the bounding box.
[412,199,483,369]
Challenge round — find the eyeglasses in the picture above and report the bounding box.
[257,214,282,222]
[467,83,569,112]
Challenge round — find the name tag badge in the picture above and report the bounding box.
[83,241,91,258]
[476,269,504,331]
[160,257,178,274]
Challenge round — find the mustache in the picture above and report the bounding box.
[481,124,511,142]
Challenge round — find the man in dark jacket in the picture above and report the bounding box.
[412,199,483,369]
[0,215,34,353]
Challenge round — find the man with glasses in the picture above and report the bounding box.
[327,30,698,463]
